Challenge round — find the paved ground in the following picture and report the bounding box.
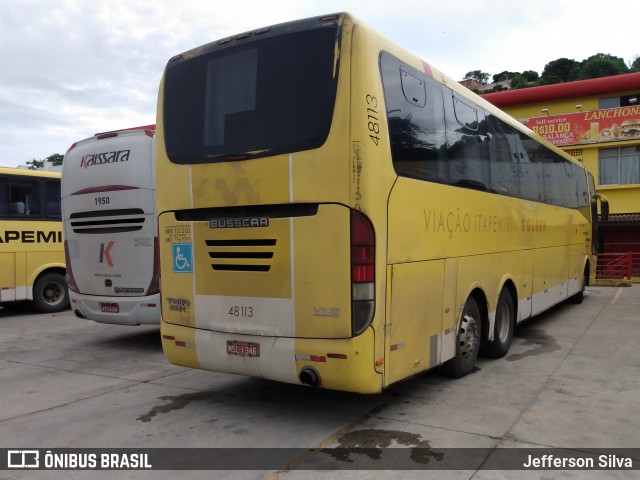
[0,284,638,479]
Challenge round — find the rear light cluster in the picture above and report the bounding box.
[350,210,375,336]
[63,240,79,293]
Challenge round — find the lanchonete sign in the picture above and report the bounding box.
[522,105,640,147]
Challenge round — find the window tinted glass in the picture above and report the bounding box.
[45,181,61,217]
[381,52,448,183]
[485,114,521,197]
[0,178,9,216]
[10,179,40,216]
[380,51,588,209]
[164,27,339,163]
[444,90,489,190]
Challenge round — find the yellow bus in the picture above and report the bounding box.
[0,166,69,312]
[155,13,600,393]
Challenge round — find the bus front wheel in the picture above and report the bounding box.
[32,272,70,313]
[442,296,481,377]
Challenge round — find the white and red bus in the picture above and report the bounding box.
[62,126,160,325]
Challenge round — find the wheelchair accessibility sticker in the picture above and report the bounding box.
[172,243,193,273]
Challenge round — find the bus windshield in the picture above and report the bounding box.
[163,25,340,163]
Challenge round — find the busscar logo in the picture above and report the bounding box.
[81,149,130,169]
[210,217,269,229]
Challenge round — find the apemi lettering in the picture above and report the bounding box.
[81,149,130,168]
[210,217,269,228]
[0,230,62,243]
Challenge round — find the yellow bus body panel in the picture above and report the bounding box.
[0,168,64,303]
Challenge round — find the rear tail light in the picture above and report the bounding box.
[350,210,375,335]
[63,240,80,293]
[146,236,161,296]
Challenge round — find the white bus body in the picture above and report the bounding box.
[62,127,160,325]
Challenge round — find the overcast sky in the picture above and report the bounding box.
[1,0,637,168]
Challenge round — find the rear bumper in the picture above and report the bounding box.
[70,292,161,325]
[161,320,383,393]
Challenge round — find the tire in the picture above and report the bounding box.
[481,288,514,358]
[442,296,481,378]
[32,272,70,313]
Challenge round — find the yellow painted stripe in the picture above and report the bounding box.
[610,287,624,305]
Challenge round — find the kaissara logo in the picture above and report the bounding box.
[81,149,130,169]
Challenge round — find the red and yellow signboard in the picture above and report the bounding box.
[522,105,640,147]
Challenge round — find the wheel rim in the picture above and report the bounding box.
[43,282,64,305]
[459,313,479,359]
[495,299,511,343]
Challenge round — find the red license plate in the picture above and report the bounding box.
[227,340,260,357]
[100,302,120,313]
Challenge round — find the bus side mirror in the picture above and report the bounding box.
[591,194,609,223]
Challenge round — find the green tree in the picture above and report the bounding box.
[492,71,520,83]
[509,75,531,89]
[577,53,629,80]
[520,70,539,82]
[508,70,540,90]
[463,70,490,85]
[631,56,640,72]
[27,153,64,170]
[540,58,580,83]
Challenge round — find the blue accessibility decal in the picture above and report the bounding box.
[172,243,193,273]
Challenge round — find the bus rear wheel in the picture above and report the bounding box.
[442,296,481,377]
[481,288,514,358]
[32,272,70,313]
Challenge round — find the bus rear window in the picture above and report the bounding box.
[163,27,339,164]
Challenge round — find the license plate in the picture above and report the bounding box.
[227,340,260,357]
[100,302,120,314]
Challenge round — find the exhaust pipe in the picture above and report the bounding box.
[74,309,87,319]
[299,366,321,387]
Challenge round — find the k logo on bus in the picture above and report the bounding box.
[99,241,115,267]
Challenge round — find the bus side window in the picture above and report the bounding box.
[400,69,426,107]
[484,113,521,197]
[0,178,9,216]
[45,181,62,218]
[381,52,447,184]
[10,181,41,216]
[444,91,490,191]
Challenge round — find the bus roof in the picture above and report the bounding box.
[0,166,61,178]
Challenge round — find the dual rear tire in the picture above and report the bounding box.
[443,288,515,377]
